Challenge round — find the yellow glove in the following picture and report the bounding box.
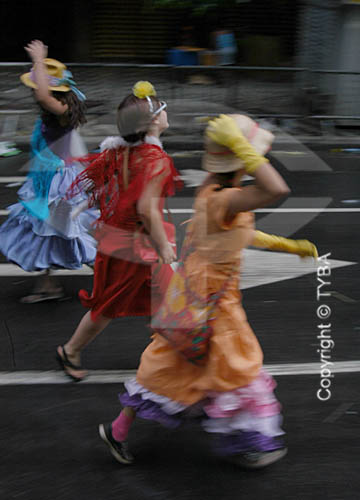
[206,114,268,174]
[253,231,318,259]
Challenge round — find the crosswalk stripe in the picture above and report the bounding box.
[0,263,94,276]
[255,208,360,212]
[167,208,360,213]
[166,208,360,213]
[0,361,359,385]
[0,251,354,287]
[0,177,27,183]
[2,208,360,217]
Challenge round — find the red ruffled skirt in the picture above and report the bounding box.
[79,252,173,321]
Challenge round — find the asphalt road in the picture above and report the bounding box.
[0,139,359,500]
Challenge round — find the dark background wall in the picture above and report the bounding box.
[0,0,74,61]
[0,0,299,65]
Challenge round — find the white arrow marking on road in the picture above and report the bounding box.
[270,127,333,171]
[0,250,354,292]
[241,249,355,289]
[271,150,332,171]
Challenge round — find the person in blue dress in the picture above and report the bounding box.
[0,40,98,303]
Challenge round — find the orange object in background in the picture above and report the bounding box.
[198,51,218,66]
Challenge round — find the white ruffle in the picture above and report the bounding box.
[145,136,163,149]
[100,135,163,152]
[124,378,186,415]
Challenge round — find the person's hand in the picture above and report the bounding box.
[206,114,267,174]
[159,242,176,264]
[294,240,318,259]
[253,231,318,259]
[25,40,48,63]
[207,114,244,150]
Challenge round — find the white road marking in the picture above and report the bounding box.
[0,263,94,276]
[2,208,360,217]
[0,251,355,292]
[270,129,333,171]
[0,360,359,385]
[254,208,360,213]
[179,169,254,187]
[328,291,357,303]
[0,177,26,183]
[241,249,355,289]
[323,403,355,423]
[168,207,360,214]
[271,151,332,171]
[169,208,360,213]
[255,197,333,237]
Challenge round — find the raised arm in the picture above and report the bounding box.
[252,230,318,258]
[25,40,68,116]
[227,162,290,215]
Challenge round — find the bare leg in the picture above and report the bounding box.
[64,310,111,358]
[21,269,64,303]
[37,269,63,292]
[57,310,111,379]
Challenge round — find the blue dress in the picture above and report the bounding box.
[0,119,98,271]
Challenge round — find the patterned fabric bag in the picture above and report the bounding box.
[151,224,234,366]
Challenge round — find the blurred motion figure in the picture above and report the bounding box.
[99,114,317,469]
[57,81,181,381]
[0,40,97,303]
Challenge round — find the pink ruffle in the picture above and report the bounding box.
[204,370,281,419]
[123,373,284,438]
[203,411,284,437]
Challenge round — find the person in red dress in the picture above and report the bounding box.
[56,81,182,381]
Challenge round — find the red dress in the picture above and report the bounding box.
[68,141,182,321]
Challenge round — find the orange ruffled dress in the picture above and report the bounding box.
[120,184,284,455]
[136,184,263,405]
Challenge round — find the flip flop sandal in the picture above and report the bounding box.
[20,290,65,304]
[56,346,87,382]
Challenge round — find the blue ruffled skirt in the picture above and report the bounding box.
[0,164,98,272]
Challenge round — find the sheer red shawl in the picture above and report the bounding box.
[67,143,182,230]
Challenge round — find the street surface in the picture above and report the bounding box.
[0,137,359,499]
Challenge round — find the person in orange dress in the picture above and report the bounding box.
[56,81,182,381]
[98,114,318,468]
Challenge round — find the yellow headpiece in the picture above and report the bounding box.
[132,81,157,99]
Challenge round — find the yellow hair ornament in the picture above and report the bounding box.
[132,81,157,99]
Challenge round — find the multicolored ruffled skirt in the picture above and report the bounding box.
[0,164,98,272]
[120,370,285,456]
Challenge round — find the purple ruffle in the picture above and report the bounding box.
[215,431,284,456]
[119,392,182,429]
